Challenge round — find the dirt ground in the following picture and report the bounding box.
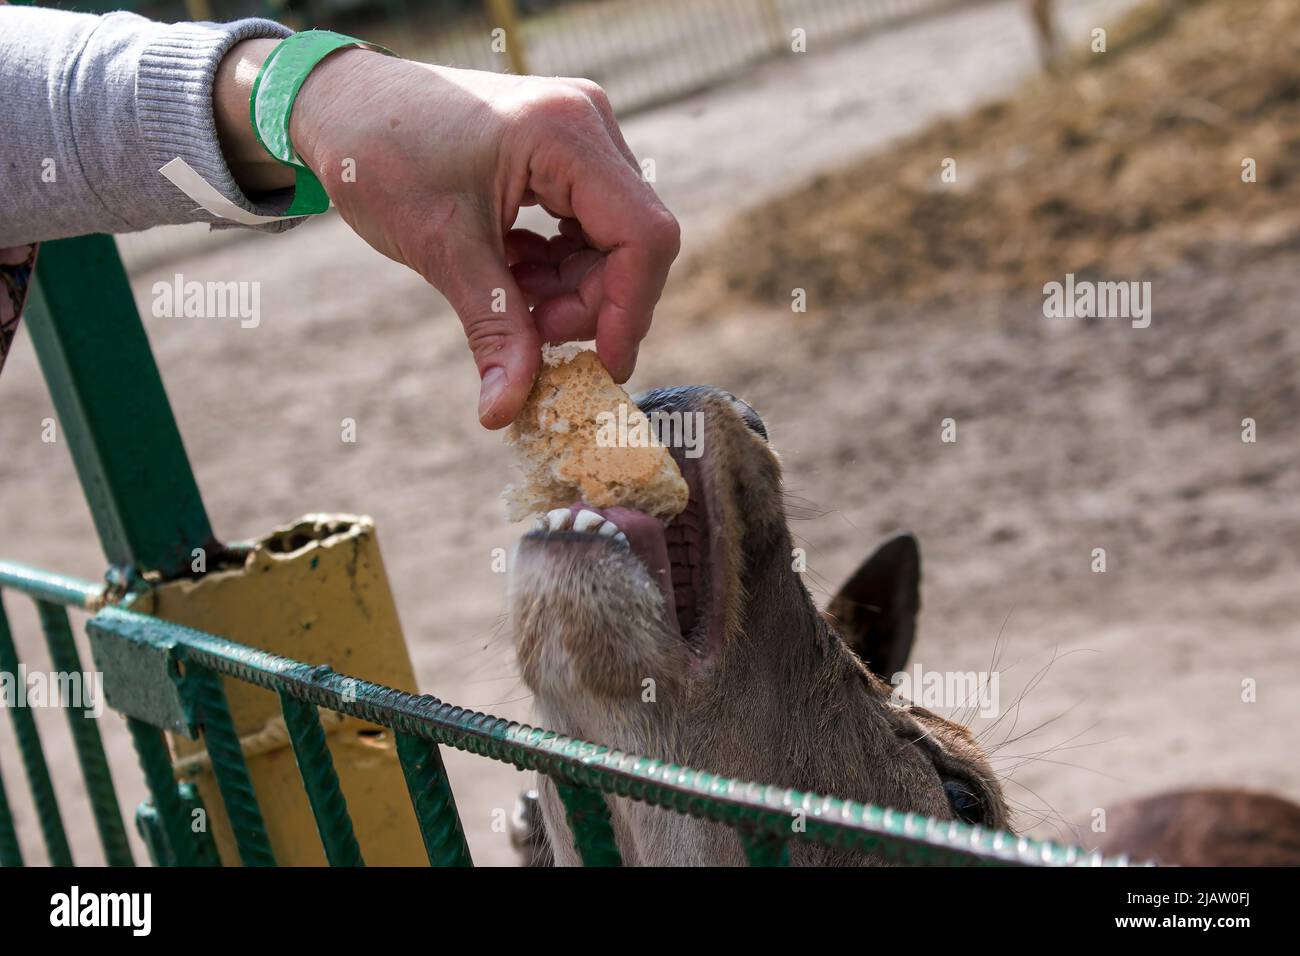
[5,0,1297,868]
[705,0,1300,308]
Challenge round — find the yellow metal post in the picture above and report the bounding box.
[132,515,429,865]
[486,0,530,75]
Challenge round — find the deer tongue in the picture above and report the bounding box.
[567,502,680,635]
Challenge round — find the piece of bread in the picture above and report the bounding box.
[504,347,689,521]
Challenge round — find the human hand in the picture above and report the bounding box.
[218,41,679,429]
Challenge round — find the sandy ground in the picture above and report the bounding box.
[9,0,1294,870]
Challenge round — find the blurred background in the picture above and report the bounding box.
[56,0,1005,113]
[2,0,1297,866]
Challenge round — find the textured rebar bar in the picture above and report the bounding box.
[556,784,622,867]
[35,601,133,866]
[81,602,1129,867]
[157,610,1104,865]
[0,756,23,867]
[395,731,472,867]
[127,717,203,866]
[186,665,276,866]
[278,688,363,867]
[0,596,72,865]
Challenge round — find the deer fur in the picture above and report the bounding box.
[509,387,1006,865]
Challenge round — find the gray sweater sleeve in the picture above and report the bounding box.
[0,6,297,246]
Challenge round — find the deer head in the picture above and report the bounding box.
[509,386,1009,865]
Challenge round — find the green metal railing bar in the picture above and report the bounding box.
[127,717,212,867]
[0,755,23,866]
[79,599,1125,867]
[556,784,622,866]
[0,596,73,866]
[23,235,216,582]
[35,601,134,866]
[2,562,1135,867]
[185,665,277,866]
[279,689,364,867]
[0,564,101,610]
[394,732,473,867]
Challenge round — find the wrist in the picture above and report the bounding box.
[214,39,295,193]
[288,47,386,176]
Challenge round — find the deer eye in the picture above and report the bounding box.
[942,779,985,825]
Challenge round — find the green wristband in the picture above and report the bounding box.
[249,30,394,217]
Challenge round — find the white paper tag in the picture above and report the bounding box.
[159,157,313,225]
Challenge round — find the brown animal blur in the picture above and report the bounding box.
[1096,789,1300,866]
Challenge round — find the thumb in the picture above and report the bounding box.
[436,239,541,429]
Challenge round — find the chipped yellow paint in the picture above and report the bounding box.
[133,515,427,865]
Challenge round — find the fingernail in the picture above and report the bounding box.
[617,344,639,383]
[479,366,508,420]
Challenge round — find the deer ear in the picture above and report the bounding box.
[824,532,920,680]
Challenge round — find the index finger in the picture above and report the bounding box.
[538,139,680,382]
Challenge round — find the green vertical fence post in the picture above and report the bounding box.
[35,601,133,866]
[186,665,276,866]
[278,690,364,867]
[740,828,790,866]
[0,597,72,865]
[0,755,23,866]
[395,731,473,867]
[25,235,216,581]
[127,717,206,866]
[556,783,622,867]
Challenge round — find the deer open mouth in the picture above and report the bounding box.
[521,445,721,661]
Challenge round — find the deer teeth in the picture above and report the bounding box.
[573,509,606,533]
[541,507,623,538]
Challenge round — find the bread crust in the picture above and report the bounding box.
[505,347,689,521]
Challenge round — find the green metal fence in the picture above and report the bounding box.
[0,563,1129,868]
[0,234,1132,867]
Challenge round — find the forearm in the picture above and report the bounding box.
[0,7,293,246]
